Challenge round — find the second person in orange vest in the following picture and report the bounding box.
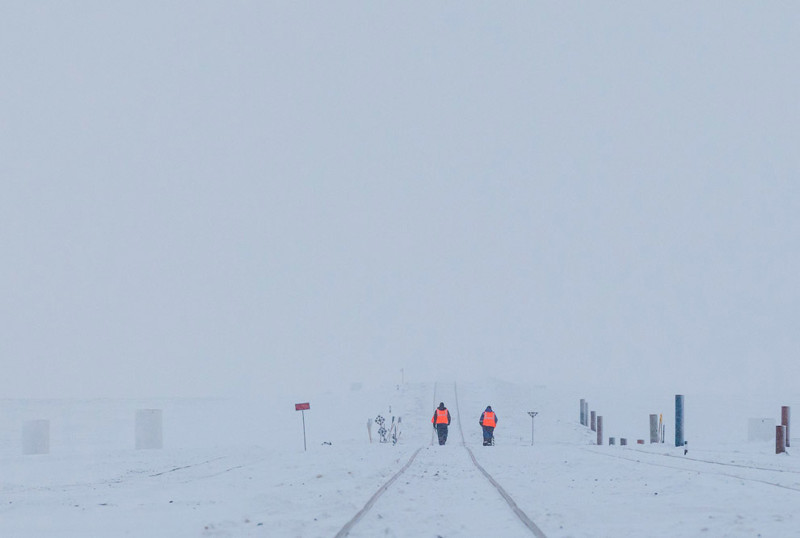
[431,402,451,445]
[479,406,497,446]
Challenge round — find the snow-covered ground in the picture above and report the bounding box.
[2,380,799,537]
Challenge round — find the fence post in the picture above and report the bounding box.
[675,395,685,447]
[590,411,596,432]
[580,399,586,426]
[609,437,615,445]
[782,406,791,448]
[777,425,786,454]
[620,438,627,446]
[596,416,603,445]
[649,414,659,443]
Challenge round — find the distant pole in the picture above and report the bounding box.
[584,401,589,426]
[675,395,685,447]
[527,412,539,445]
[596,416,603,445]
[620,438,627,446]
[580,399,586,426]
[777,425,786,454]
[590,411,596,432]
[302,411,307,451]
[782,406,791,448]
[649,414,659,444]
[609,437,616,445]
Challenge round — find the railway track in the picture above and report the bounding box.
[583,446,800,493]
[335,382,547,537]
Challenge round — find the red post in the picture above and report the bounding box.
[777,425,786,454]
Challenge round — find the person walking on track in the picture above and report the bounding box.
[479,405,497,446]
[431,402,451,445]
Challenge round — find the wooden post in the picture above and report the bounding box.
[596,416,603,445]
[782,406,791,448]
[580,399,586,426]
[649,414,659,443]
[777,425,786,454]
[590,411,596,432]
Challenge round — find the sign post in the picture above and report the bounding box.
[527,411,538,445]
[295,402,310,451]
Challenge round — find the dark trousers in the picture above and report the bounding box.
[482,426,494,445]
[436,424,449,445]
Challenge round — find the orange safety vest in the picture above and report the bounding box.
[482,411,496,427]
[433,408,449,424]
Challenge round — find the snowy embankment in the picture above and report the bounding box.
[1,381,799,537]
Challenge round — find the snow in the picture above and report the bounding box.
[2,380,799,537]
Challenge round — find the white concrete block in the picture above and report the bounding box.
[22,420,50,455]
[135,409,163,449]
[748,417,776,442]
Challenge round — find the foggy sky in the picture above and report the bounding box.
[2,2,799,398]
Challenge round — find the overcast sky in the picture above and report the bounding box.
[2,2,799,399]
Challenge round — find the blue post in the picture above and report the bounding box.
[675,394,685,447]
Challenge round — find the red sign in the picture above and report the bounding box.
[295,402,310,411]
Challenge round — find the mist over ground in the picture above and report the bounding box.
[2,3,798,400]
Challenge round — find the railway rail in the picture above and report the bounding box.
[335,382,547,537]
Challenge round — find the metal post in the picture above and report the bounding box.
[777,425,786,454]
[782,406,791,447]
[580,399,586,426]
[302,410,307,452]
[649,414,659,443]
[528,412,538,445]
[596,416,603,445]
[675,395,685,447]
[590,411,596,432]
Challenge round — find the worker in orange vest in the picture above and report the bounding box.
[431,402,451,445]
[479,406,498,446]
